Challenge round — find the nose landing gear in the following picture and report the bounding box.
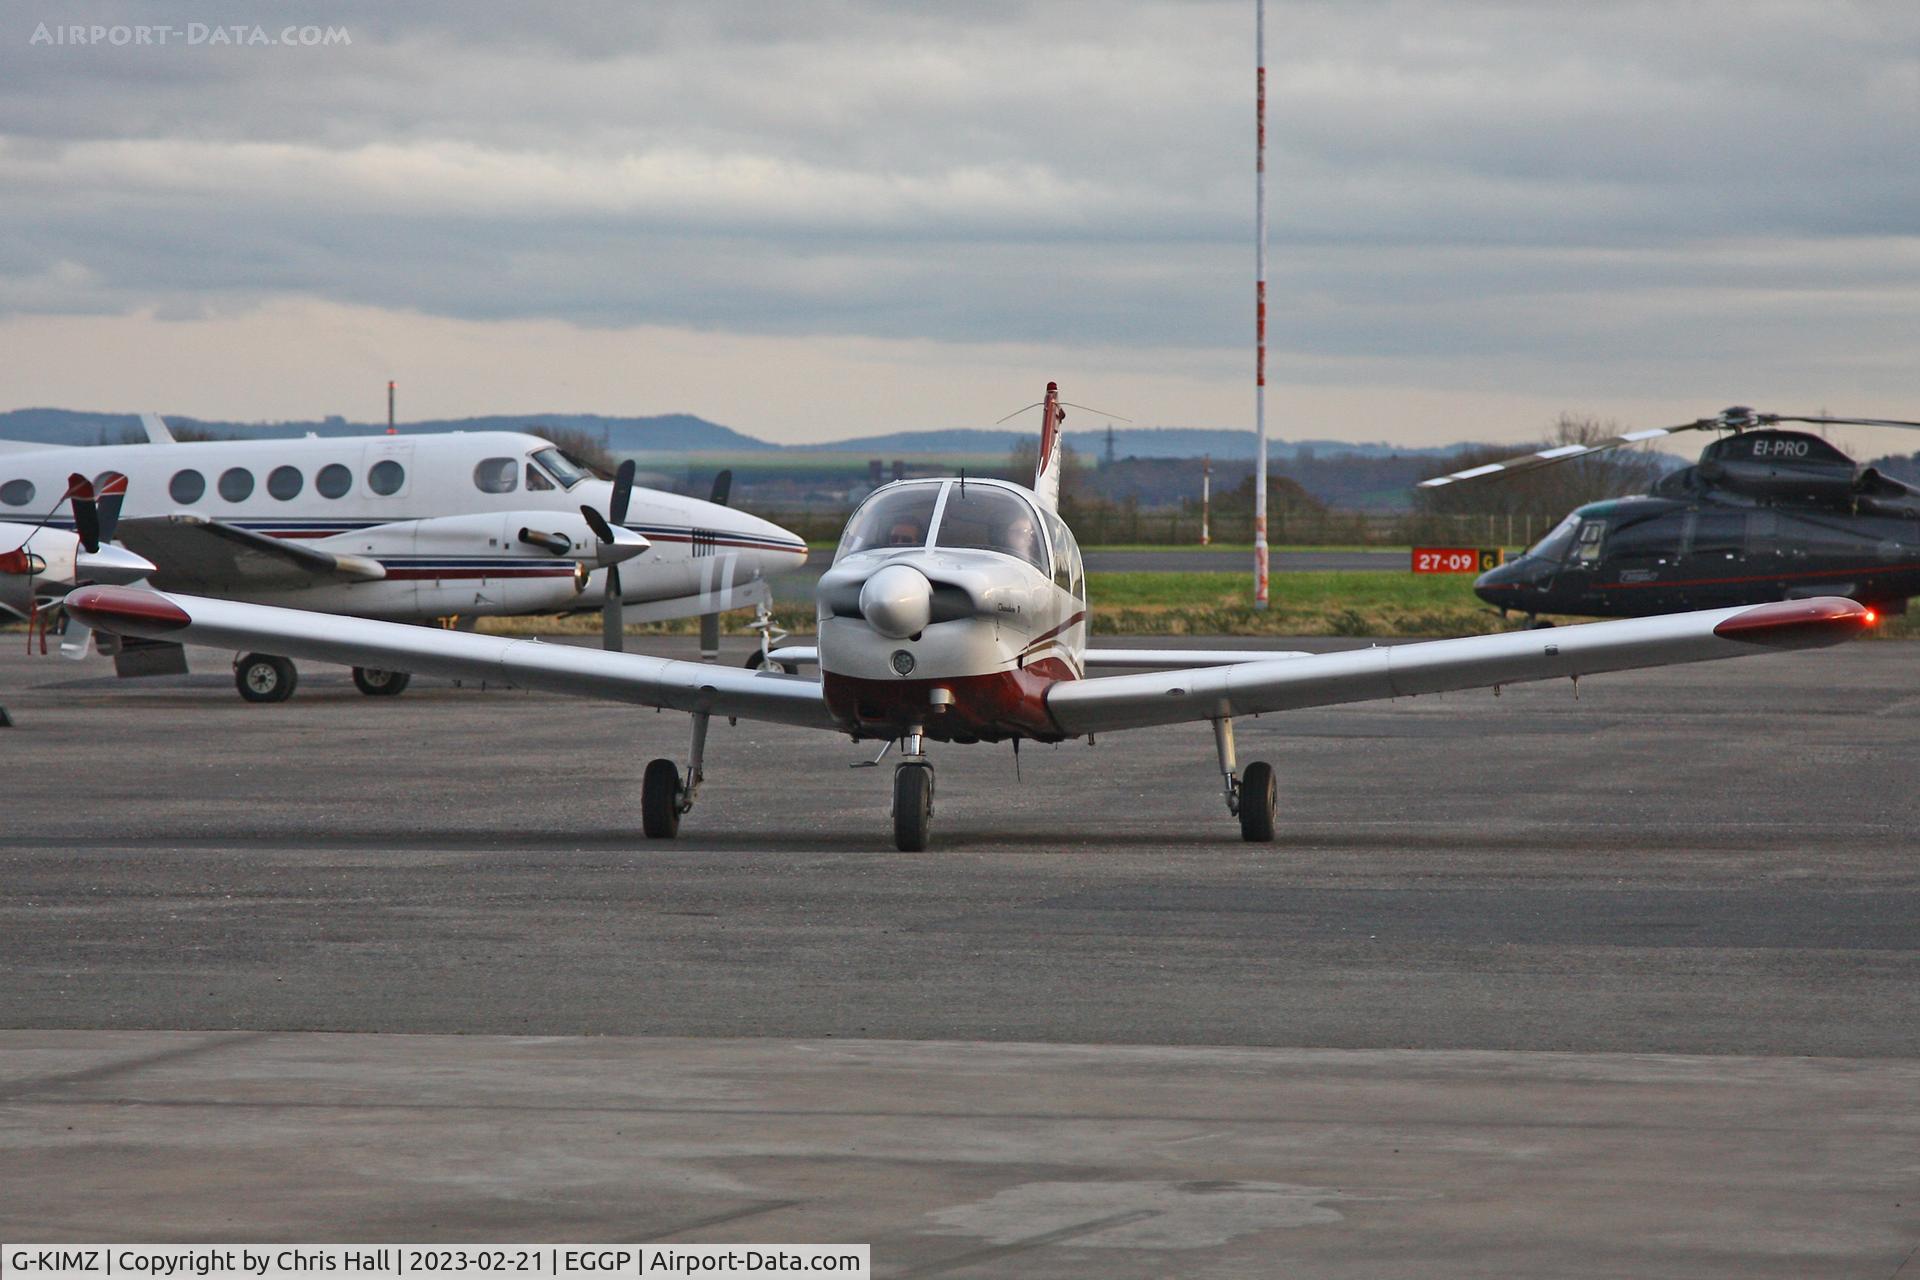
[891,728,933,852]
[1214,716,1276,841]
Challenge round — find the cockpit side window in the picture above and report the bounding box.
[836,484,941,560]
[530,447,587,490]
[1043,509,1083,598]
[934,485,1047,573]
[1571,519,1606,567]
[525,462,554,491]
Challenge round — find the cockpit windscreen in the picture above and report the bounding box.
[1524,513,1581,564]
[935,485,1047,572]
[836,484,941,559]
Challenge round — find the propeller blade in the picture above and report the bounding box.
[602,565,624,653]
[609,459,635,526]
[66,473,100,552]
[709,468,733,507]
[96,472,127,542]
[1417,419,1716,489]
[580,504,615,544]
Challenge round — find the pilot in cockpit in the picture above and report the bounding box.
[888,517,925,546]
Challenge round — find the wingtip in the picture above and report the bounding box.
[1713,597,1876,648]
[64,585,191,634]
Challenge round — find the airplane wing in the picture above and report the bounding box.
[1045,599,1872,736]
[63,586,838,731]
[117,515,385,590]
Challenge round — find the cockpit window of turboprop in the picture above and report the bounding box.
[836,483,942,559]
[933,483,1047,572]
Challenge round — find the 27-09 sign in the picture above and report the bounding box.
[1412,547,1505,574]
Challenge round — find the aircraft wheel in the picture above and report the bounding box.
[352,667,411,697]
[235,653,297,704]
[641,757,682,839]
[893,762,934,852]
[743,650,799,675]
[1238,760,1277,842]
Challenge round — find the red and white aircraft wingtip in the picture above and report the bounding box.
[63,585,192,635]
[1712,597,1877,648]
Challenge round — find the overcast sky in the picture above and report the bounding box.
[3,1,1919,452]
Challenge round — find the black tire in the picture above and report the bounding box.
[743,650,766,670]
[1238,760,1277,842]
[235,653,297,704]
[893,762,934,852]
[352,667,411,697]
[641,757,682,839]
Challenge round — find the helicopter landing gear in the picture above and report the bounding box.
[234,653,297,703]
[642,711,710,839]
[1523,614,1556,630]
[1214,716,1276,842]
[891,728,933,852]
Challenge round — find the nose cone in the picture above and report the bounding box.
[597,526,650,568]
[860,563,932,639]
[1472,558,1539,608]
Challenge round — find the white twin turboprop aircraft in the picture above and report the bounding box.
[0,416,807,699]
[67,384,1874,850]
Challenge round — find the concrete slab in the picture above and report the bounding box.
[3,1031,1917,1278]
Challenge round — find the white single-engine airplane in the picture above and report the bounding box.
[0,418,807,699]
[65,384,1875,849]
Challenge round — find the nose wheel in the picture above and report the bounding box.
[892,761,934,852]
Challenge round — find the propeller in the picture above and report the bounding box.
[699,469,734,662]
[94,472,127,544]
[588,459,637,652]
[66,474,100,552]
[1417,406,1920,489]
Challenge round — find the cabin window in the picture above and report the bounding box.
[473,457,518,494]
[368,460,405,496]
[168,470,205,504]
[0,479,32,507]
[935,485,1048,573]
[837,484,941,559]
[525,463,554,491]
[530,447,587,490]
[1606,512,1683,563]
[218,467,254,502]
[267,466,303,501]
[316,463,352,499]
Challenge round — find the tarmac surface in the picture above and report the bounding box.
[3,633,1917,1272]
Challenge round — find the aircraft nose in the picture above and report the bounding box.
[859,563,932,639]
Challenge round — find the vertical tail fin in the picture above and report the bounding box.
[1032,381,1066,513]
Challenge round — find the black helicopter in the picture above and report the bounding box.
[1418,407,1920,623]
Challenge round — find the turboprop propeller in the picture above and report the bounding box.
[698,468,734,662]
[585,459,638,652]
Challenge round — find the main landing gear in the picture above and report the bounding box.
[642,711,710,839]
[1214,717,1276,842]
[233,653,412,702]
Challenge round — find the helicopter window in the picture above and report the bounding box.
[267,466,303,501]
[1606,512,1683,562]
[1571,520,1606,567]
[530,448,587,491]
[473,457,518,494]
[367,460,405,496]
[218,467,254,502]
[1685,512,1746,559]
[316,463,352,499]
[525,463,554,491]
[934,485,1048,573]
[837,484,941,559]
[1524,514,1581,564]
[0,479,33,507]
[168,470,204,504]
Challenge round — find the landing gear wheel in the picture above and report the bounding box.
[1238,760,1277,842]
[893,762,934,852]
[743,650,799,674]
[642,757,683,839]
[352,667,411,697]
[234,653,297,704]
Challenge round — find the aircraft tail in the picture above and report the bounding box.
[1032,381,1067,513]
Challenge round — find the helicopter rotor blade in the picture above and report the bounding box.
[1416,419,1717,489]
[1759,414,1920,432]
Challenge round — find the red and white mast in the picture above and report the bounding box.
[1253,0,1269,608]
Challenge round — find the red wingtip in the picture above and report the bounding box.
[64,585,192,634]
[1713,597,1876,648]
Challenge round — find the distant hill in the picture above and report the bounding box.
[794,426,1467,460]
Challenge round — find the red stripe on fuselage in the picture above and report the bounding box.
[823,657,1076,743]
